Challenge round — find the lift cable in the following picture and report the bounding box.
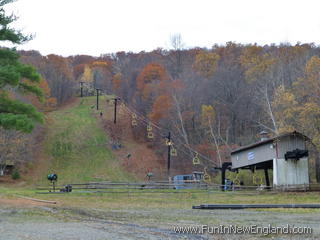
[97,90,218,167]
[121,102,218,167]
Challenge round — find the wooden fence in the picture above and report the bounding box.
[36,181,320,194]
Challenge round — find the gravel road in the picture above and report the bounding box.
[1,205,319,240]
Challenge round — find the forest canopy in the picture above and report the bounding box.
[19,42,320,169]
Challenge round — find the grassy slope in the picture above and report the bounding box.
[34,96,135,184]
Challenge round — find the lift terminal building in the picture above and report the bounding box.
[231,131,309,188]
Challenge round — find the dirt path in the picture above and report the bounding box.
[0,221,189,240]
[0,197,50,207]
[0,206,201,240]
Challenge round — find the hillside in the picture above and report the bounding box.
[19,45,320,177]
[31,96,137,185]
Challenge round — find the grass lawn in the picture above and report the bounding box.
[31,96,135,185]
[2,186,320,212]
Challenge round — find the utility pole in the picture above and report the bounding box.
[80,82,84,97]
[167,132,171,177]
[192,115,195,130]
[96,88,100,110]
[113,97,120,124]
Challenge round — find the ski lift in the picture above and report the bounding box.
[170,147,177,156]
[131,119,137,126]
[192,153,200,165]
[147,131,154,139]
[147,123,152,132]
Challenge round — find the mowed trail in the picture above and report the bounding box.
[32,96,135,185]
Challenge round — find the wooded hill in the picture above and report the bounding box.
[18,42,320,178]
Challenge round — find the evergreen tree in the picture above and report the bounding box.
[0,0,43,133]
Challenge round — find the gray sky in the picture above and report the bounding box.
[4,0,320,56]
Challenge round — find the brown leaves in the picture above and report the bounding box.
[137,63,168,87]
[46,54,74,80]
[0,127,31,170]
[136,63,170,99]
[148,95,172,122]
[25,78,57,112]
[112,73,122,90]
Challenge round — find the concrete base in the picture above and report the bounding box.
[273,157,309,186]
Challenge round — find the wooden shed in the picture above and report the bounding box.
[231,131,309,187]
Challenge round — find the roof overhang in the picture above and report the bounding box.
[231,131,308,155]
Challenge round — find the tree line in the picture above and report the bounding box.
[17,40,320,177]
[2,0,319,179]
[2,3,320,177]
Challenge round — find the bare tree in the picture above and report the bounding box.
[169,33,185,79]
[0,128,29,176]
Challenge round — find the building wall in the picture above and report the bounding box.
[231,133,309,186]
[231,143,276,169]
[276,135,306,159]
[232,134,307,169]
[273,157,309,185]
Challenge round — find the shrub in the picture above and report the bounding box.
[11,169,21,180]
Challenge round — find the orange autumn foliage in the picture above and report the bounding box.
[73,64,86,80]
[148,95,172,122]
[27,78,57,111]
[136,63,169,99]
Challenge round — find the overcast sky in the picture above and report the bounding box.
[4,0,320,57]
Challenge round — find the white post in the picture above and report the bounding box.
[273,158,278,186]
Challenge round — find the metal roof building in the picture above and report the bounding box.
[230,131,309,187]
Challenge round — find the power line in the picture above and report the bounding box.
[121,101,218,167]
[122,102,163,131]
[93,89,218,167]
